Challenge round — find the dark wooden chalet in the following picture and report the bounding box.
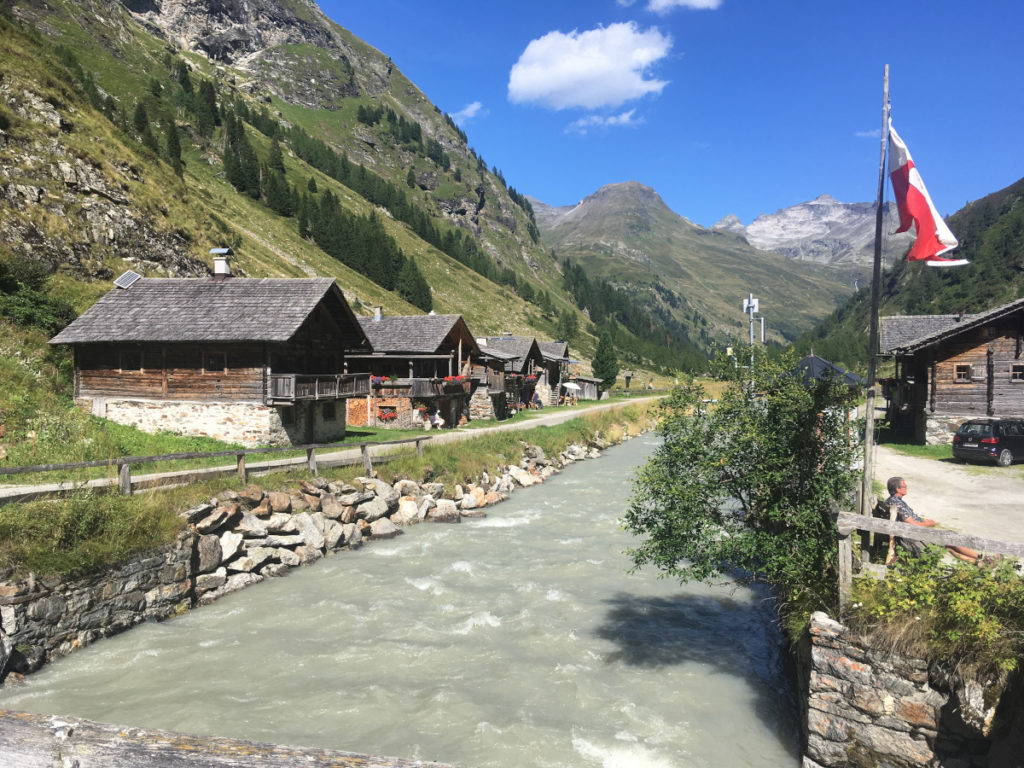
[537,340,570,406]
[477,335,546,410]
[49,270,370,447]
[880,297,1024,443]
[346,312,480,429]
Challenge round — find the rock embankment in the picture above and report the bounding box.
[0,436,616,681]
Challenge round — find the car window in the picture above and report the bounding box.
[957,422,993,437]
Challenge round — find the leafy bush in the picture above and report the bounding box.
[850,548,1024,674]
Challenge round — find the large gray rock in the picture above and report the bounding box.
[508,466,539,487]
[342,523,362,549]
[427,499,460,523]
[292,512,325,551]
[337,490,374,506]
[219,531,243,562]
[421,482,445,498]
[195,504,238,533]
[320,493,346,519]
[227,547,274,573]
[235,512,267,538]
[369,518,401,539]
[356,477,400,508]
[264,513,296,534]
[323,519,345,549]
[264,534,304,548]
[196,534,223,573]
[197,572,263,605]
[394,496,421,526]
[195,568,227,594]
[356,495,389,523]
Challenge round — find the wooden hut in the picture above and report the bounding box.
[537,340,570,406]
[346,311,479,429]
[477,335,545,411]
[880,297,1024,443]
[48,265,370,447]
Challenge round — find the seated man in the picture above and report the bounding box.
[886,476,982,564]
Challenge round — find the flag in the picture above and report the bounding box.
[888,121,967,267]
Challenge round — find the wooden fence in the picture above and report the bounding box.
[835,509,1024,611]
[0,436,432,504]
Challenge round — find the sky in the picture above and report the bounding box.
[317,0,1024,228]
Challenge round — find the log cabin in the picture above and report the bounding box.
[537,340,570,406]
[880,297,1024,443]
[345,310,481,429]
[48,260,371,447]
[476,335,546,411]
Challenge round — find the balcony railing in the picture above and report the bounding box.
[368,377,471,398]
[269,373,371,403]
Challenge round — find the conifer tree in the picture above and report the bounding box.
[591,330,619,392]
[132,102,149,134]
[406,167,416,189]
[396,256,432,312]
[165,122,183,175]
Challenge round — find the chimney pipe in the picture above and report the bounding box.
[210,247,233,281]
[373,306,382,321]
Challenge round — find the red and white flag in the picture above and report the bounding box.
[888,121,967,267]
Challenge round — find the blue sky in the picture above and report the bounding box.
[318,1,1024,228]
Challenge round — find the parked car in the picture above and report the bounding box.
[951,418,1024,466]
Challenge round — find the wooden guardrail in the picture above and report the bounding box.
[835,509,1024,612]
[0,436,432,503]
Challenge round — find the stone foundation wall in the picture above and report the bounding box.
[799,612,1022,767]
[78,397,347,448]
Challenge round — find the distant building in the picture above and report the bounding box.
[880,297,1024,443]
[49,259,370,447]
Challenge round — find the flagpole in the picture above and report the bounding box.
[860,64,890,519]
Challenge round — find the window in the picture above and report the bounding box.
[322,402,336,421]
[279,406,296,426]
[1012,364,1024,383]
[120,350,142,371]
[203,351,226,373]
[954,364,972,383]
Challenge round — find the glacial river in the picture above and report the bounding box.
[1,435,800,767]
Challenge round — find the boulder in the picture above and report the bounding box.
[294,545,323,565]
[268,491,292,513]
[264,513,296,534]
[369,518,402,539]
[196,534,223,573]
[337,490,373,506]
[227,547,274,573]
[237,484,264,507]
[417,496,436,521]
[320,493,346,519]
[356,495,389,523]
[198,572,263,605]
[428,499,461,523]
[195,567,226,594]
[324,519,345,549]
[421,482,445,498]
[292,512,325,551]
[301,493,322,512]
[195,503,239,534]
[180,502,214,524]
[508,467,538,487]
[264,534,304,548]
[460,493,478,511]
[327,481,357,495]
[261,563,292,578]
[275,548,301,567]
[394,496,421,526]
[357,477,400,507]
[341,522,362,549]
[218,531,243,562]
[453,484,464,501]
[290,494,309,512]
[393,479,421,497]
[250,497,272,517]
[236,512,268,538]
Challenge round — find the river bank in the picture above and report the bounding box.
[0,403,657,683]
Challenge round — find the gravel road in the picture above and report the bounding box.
[873,444,1024,545]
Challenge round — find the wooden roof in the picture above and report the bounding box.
[356,314,479,356]
[49,277,368,347]
[538,340,569,361]
[880,297,1024,354]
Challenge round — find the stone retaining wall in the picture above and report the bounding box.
[799,612,1023,767]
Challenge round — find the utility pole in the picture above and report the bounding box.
[743,294,762,392]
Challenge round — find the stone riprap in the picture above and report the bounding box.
[800,612,1020,768]
[0,434,623,682]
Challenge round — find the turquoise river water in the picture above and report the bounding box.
[1,434,800,767]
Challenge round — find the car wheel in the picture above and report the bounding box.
[997,448,1013,467]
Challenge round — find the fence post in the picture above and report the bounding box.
[360,444,373,475]
[236,453,247,483]
[307,447,318,476]
[416,438,425,458]
[118,461,132,496]
[838,532,852,614]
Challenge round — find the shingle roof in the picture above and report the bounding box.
[480,336,541,363]
[49,278,360,344]
[880,297,1024,354]
[357,314,479,355]
[538,340,569,360]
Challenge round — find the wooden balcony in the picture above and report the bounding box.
[269,373,370,403]
[370,377,471,398]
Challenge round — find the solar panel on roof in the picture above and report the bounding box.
[113,270,142,290]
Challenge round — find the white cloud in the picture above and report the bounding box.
[452,101,486,125]
[647,0,722,13]
[508,22,672,110]
[616,0,638,6]
[856,129,881,139]
[565,110,642,135]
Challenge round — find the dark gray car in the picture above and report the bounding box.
[952,418,1024,466]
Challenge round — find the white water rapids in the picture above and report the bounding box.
[1,435,800,767]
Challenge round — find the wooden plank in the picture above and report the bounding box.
[838,532,852,613]
[0,709,453,768]
[836,512,1024,557]
[236,453,246,483]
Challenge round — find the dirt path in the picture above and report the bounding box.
[872,445,1024,545]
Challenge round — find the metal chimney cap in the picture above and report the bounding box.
[210,247,233,255]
